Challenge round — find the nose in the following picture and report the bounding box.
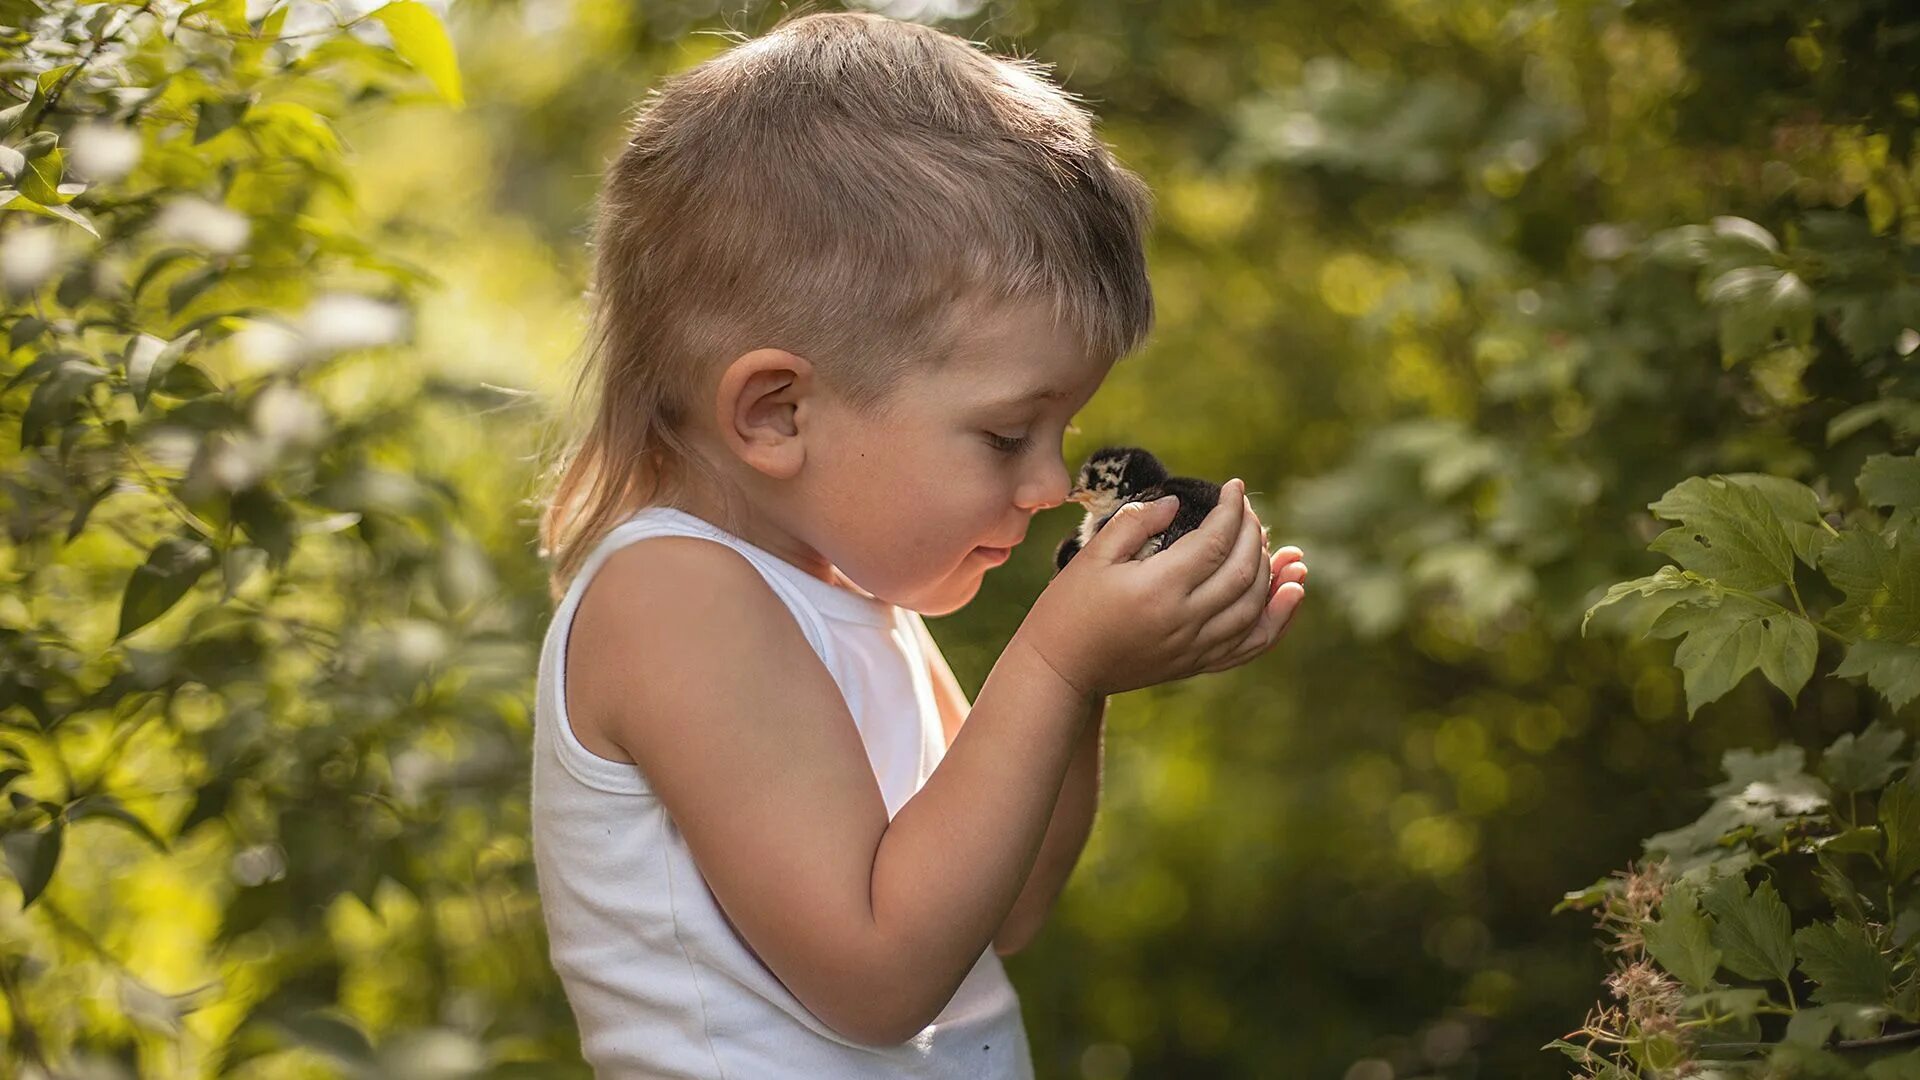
[1018,456,1073,512]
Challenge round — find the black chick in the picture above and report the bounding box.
[1053,446,1222,574]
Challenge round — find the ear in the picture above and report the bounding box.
[714,348,814,480]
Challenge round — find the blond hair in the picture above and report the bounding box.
[533,8,1156,601]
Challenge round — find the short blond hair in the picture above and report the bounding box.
[535,8,1156,600]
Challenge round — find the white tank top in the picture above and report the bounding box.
[531,506,1035,1079]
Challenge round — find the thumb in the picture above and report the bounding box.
[1082,495,1179,563]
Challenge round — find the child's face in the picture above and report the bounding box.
[804,297,1114,616]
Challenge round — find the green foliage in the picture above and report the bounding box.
[1556,743,1920,1073]
[1548,4,1920,1065]
[1,0,1915,1075]
[0,0,565,1075]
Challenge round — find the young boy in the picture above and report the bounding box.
[530,11,1308,1077]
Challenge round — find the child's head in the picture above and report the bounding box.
[537,9,1155,611]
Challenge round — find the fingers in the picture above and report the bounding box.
[1200,550,1307,672]
[1082,494,1180,564]
[1199,578,1307,674]
[1188,495,1267,622]
[1160,479,1246,589]
[1269,547,1304,597]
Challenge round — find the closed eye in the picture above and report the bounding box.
[984,432,1032,454]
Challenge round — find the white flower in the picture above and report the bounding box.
[229,318,303,374]
[206,430,270,491]
[389,619,450,668]
[152,197,250,255]
[230,843,286,886]
[0,226,60,293]
[251,382,329,452]
[297,293,409,356]
[139,427,201,470]
[66,123,142,183]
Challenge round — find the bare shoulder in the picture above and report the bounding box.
[565,536,781,764]
[562,534,898,1042]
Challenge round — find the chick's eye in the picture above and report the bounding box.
[984,431,1032,454]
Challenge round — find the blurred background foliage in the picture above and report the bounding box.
[1,0,1916,1077]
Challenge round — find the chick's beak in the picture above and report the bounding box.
[1065,489,1094,507]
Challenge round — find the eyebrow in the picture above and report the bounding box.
[979,386,1070,410]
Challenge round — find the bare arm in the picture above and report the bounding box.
[578,540,1100,1046]
[912,615,1103,957]
[994,697,1102,956]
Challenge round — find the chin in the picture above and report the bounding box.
[904,573,984,618]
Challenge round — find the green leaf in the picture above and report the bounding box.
[1728,473,1833,568]
[1767,1042,1868,1078]
[1554,876,1616,914]
[182,0,247,32]
[1,821,61,907]
[66,479,121,542]
[1881,768,1920,885]
[370,2,464,107]
[1794,919,1892,1006]
[0,190,99,237]
[1713,745,1806,802]
[1702,875,1795,986]
[131,248,200,301]
[17,147,64,205]
[1832,399,1920,446]
[1644,747,1831,865]
[1836,283,1920,360]
[1815,827,1883,855]
[194,95,251,144]
[34,65,71,97]
[1648,475,1803,590]
[1711,215,1781,256]
[1683,986,1769,1017]
[1833,640,1920,713]
[1820,528,1920,642]
[1868,1051,1920,1080]
[1822,721,1909,792]
[1894,908,1920,948]
[231,489,294,567]
[116,537,219,641]
[1860,454,1920,518]
[67,794,169,853]
[177,779,231,837]
[20,358,107,450]
[7,315,46,353]
[1704,265,1815,363]
[1818,855,1870,926]
[3,349,72,395]
[1582,564,1716,636]
[167,265,222,316]
[1630,1032,1688,1074]
[1643,881,1722,990]
[275,1009,375,1066]
[126,330,197,412]
[1786,1002,1891,1046]
[1648,594,1819,717]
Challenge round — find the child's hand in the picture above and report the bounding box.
[1014,479,1304,698]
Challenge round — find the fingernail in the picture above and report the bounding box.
[1156,495,1178,506]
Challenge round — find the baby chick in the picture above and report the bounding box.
[1053,446,1224,573]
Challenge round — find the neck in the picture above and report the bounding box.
[659,462,870,597]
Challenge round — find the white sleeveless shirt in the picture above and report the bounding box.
[531,506,1035,1079]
